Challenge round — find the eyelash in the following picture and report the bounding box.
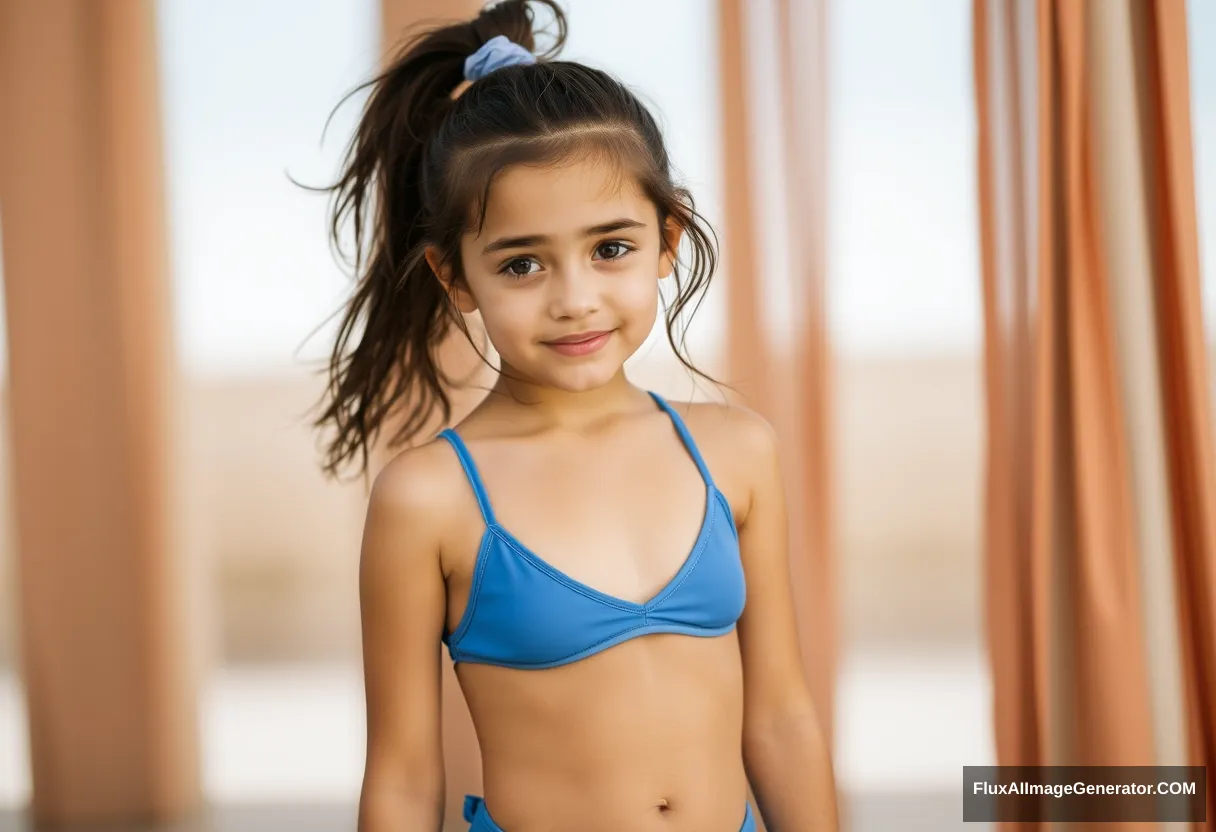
[497,240,636,279]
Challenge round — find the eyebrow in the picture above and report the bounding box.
[481,218,648,255]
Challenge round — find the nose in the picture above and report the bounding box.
[547,262,601,320]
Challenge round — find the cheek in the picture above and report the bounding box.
[472,284,537,345]
[614,269,661,321]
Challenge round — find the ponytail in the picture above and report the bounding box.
[309,1,563,481]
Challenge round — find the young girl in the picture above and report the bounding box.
[314,2,838,829]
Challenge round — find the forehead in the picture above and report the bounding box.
[474,156,651,238]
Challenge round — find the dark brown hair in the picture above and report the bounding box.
[310,0,720,481]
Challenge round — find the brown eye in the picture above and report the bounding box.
[500,257,539,278]
[595,241,634,261]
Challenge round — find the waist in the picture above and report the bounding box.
[482,725,747,784]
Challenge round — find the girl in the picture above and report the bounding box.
[313,2,838,829]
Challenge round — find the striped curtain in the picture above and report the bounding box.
[974,0,1216,828]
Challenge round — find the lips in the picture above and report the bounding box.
[542,329,614,357]
[545,330,612,345]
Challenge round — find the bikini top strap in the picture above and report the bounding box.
[438,428,497,526]
[647,391,715,488]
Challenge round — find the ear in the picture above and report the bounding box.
[657,217,685,280]
[425,245,478,314]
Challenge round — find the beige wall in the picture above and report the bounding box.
[836,353,985,650]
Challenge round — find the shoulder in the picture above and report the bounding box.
[362,434,471,573]
[663,398,781,517]
[669,398,779,466]
[368,435,465,517]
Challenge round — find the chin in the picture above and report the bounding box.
[500,341,632,392]
[536,361,624,392]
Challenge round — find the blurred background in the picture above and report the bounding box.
[0,0,1212,830]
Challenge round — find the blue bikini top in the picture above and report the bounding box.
[437,391,746,670]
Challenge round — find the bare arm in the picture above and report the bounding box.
[357,451,449,832]
[731,410,839,832]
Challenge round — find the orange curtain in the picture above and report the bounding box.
[717,0,836,746]
[975,0,1216,827]
[775,0,836,747]
[1140,2,1216,825]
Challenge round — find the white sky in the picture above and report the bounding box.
[1191,0,1216,340]
[828,0,980,356]
[0,0,1212,377]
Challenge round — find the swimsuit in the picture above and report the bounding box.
[438,391,752,830]
[437,391,746,668]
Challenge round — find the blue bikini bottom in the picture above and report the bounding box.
[463,794,757,831]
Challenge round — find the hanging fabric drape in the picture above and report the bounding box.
[717,0,836,747]
[974,0,1215,827]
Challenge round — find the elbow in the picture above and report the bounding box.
[358,764,444,832]
[357,784,443,832]
[743,702,826,759]
[745,697,821,736]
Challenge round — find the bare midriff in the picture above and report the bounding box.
[456,631,749,832]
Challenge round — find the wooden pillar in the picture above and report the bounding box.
[0,1,200,825]
[382,0,482,51]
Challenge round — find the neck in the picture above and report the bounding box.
[487,366,653,433]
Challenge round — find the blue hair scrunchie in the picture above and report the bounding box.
[463,34,536,81]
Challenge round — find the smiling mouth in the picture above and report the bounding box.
[542,330,614,356]
[544,330,611,345]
